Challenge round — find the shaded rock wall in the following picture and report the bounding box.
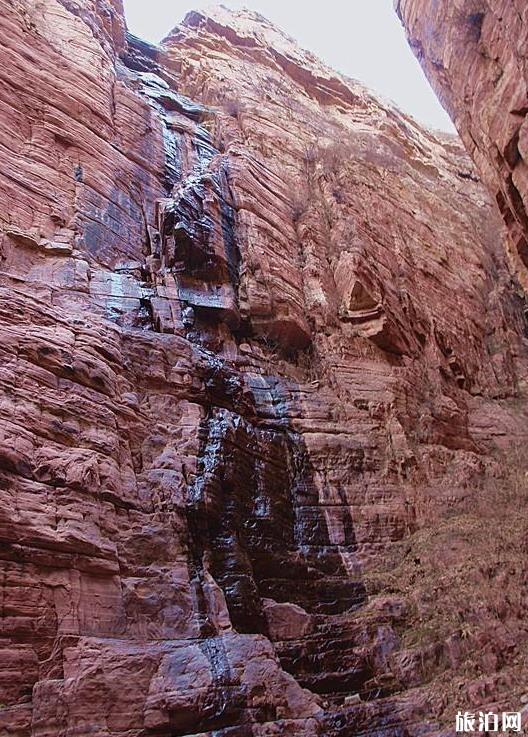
[396,0,528,293]
[1,3,527,736]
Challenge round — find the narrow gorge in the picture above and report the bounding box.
[0,2,527,736]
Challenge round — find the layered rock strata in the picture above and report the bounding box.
[1,3,527,736]
[396,0,528,293]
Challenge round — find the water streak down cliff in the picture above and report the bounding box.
[1,2,527,736]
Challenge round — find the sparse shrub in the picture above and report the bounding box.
[319,140,354,176]
[332,186,346,204]
[223,98,244,120]
[300,139,354,180]
[291,185,311,224]
[302,142,319,171]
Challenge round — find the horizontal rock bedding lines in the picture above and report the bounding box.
[0,2,527,736]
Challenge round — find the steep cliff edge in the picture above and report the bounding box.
[396,0,528,295]
[1,3,527,736]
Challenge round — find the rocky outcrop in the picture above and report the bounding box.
[1,3,527,736]
[395,0,528,295]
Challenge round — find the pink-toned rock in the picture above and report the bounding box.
[0,2,527,736]
[396,0,528,291]
[263,599,314,641]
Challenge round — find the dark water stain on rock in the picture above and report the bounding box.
[218,159,241,293]
[185,366,370,703]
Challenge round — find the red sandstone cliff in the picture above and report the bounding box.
[1,3,527,736]
[396,0,528,296]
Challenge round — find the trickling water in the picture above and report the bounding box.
[130,45,371,713]
[162,123,182,193]
[218,160,241,293]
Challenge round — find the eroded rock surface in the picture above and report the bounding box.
[396,0,528,296]
[1,3,527,736]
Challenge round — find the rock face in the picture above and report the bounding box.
[1,3,527,736]
[395,0,528,295]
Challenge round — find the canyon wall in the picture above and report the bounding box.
[1,3,528,736]
[396,0,528,293]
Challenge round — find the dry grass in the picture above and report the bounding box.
[290,141,348,227]
[365,442,528,722]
